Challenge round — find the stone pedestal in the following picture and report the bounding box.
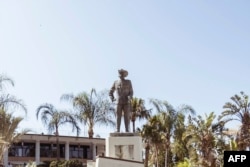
[106,133,143,162]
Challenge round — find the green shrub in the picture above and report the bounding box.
[50,160,83,167]
[37,161,51,167]
[49,160,63,167]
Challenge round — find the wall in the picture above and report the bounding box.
[95,156,143,167]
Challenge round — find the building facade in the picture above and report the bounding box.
[4,134,105,167]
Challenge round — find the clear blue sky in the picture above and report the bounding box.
[1,1,250,137]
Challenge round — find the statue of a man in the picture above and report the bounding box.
[109,69,133,132]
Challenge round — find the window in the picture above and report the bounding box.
[69,145,90,159]
[40,143,65,158]
[9,142,35,157]
[40,144,52,157]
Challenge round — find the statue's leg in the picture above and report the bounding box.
[116,105,122,132]
[124,104,131,132]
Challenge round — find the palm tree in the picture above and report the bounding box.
[36,103,80,161]
[130,97,151,133]
[183,112,228,167]
[0,108,29,164]
[185,113,214,167]
[149,99,195,167]
[219,91,250,150]
[140,115,164,167]
[172,113,189,163]
[0,74,27,113]
[61,89,115,138]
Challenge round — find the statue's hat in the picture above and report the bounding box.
[118,69,128,77]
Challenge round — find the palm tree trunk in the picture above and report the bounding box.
[133,120,135,133]
[165,146,169,167]
[165,135,170,167]
[0,143,8,164]
[144,142,150,167]
[165,148,167,167]
[155,144,159,167]
[56,128,60,161]
[88,127,94,138]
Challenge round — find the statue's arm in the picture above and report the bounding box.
[129,80,133,99]
[109,82,115,102]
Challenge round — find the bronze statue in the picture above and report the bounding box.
[109,69,133,132]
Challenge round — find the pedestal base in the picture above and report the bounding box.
[106,133,143,162]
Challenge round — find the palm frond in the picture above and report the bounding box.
[60,89,115,138]
[60,93,74,102]
[0,94,27,113]
[149,98,163,113]
[0,108,28,162]
[0,74,14,91]
[178,104,196,116]
[36,103,54,118]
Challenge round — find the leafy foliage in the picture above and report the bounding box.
[61,89,115,138]
[36,104,80,136]
[36,103,80,160]
[183,112,230,167]
[0,74,28,164]
[130,97,151,132]
[0,109,29,163]
[0,74,27,113]
[49,160,83,167]
[37,161,51,167]
[140,99,195,167]
[176,158,192,167]
[219,91,250,150]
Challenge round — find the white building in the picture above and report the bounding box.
[4,134,105,167]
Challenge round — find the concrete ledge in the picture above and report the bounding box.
[95,156,143,167]
[97,155,143,164]
[110,132,140,137]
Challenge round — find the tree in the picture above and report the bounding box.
[150,99,195,167]
[130,97,151,133]
[61,89,115,138]
[219,91,250,150]
[140,115,164,167]
[0,74,27,113]
[0,108,29,164]
[172,113,189,163]
[183,112,228,167]
[36,103,80,160]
